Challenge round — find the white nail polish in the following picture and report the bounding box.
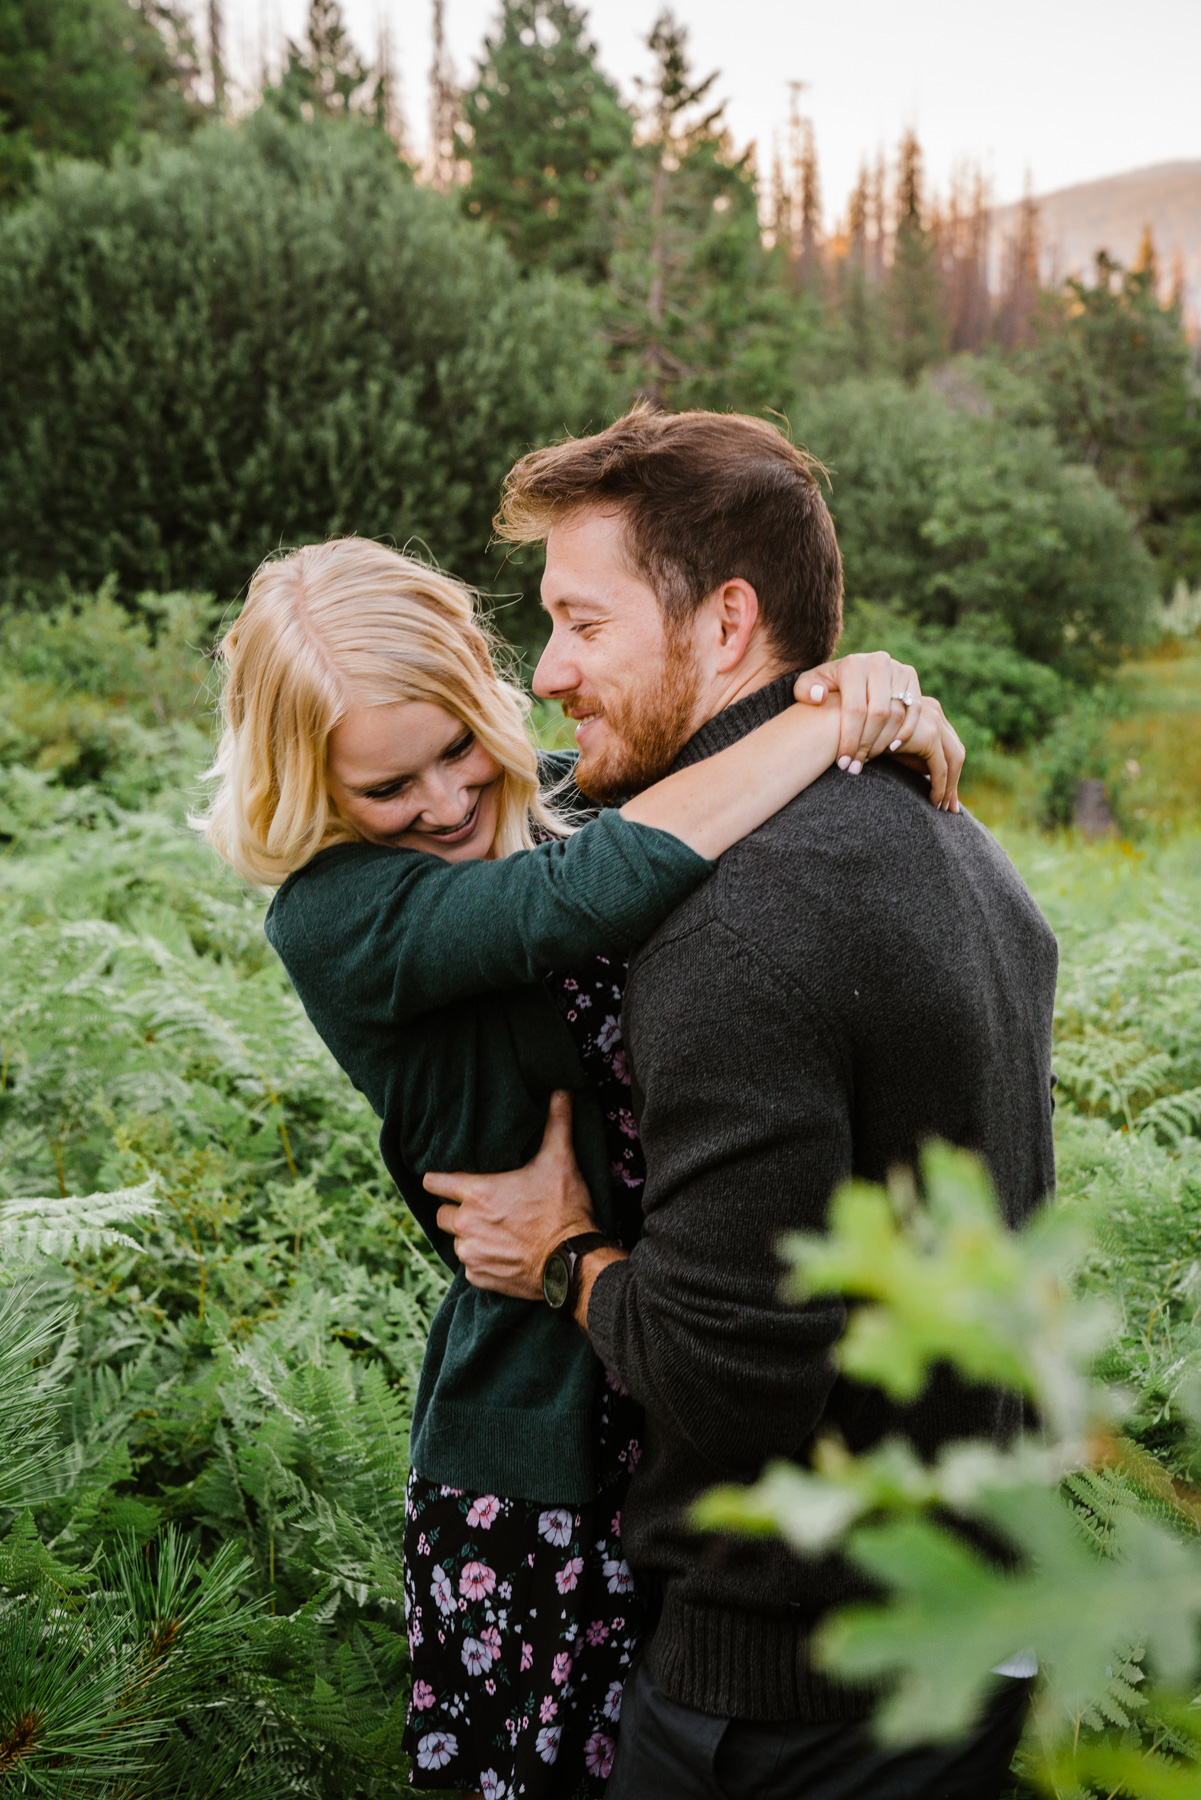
[837,756,850,771]
[889,739,902,752]
[810,684,825,701]
[849,759,862,775]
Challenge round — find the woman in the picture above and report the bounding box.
[200,536,961,1799]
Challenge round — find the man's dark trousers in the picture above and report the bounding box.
[605,1659,1029,1800]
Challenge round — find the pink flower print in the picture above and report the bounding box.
[409,1617,423,1649]
[576,991,592,1007]
[459,1561,496,1601]
[520,1641,534,1672]
[467,1495,501,1530]
[612,1049,631,1085]
[430,1565,455,1616]
[485,1677,496,1695]
[480,1772,506,1800]
[611,1508,622,1533]
[585,1731,616,1778]
[439,1484,464,1498]
[411,1679,436,1712]
[537,1508,573,1548]
[604,1371,630,1396]
[585,1619,609,1647]
[480,1625,502,1659]
[611,1159,641,1188]
[462,1636,493,1676]
[539,1695,558,1724]
[597,1015,622,1052]
[498,1580,512,1600]
[561,977,578,991]
[551,1652,573,1687]
[602,1679,624,1722]
[617,1107,638,1138]
[566,1009,577,1021]
[627,1437,642,1468]
[535,1725,561,1764]
[416,1730,458,1770]
[603,1555,635,1595]
[555,1556,585,1595]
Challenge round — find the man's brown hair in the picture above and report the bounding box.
[496,406,844,667]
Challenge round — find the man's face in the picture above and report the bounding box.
[533,509,701,801]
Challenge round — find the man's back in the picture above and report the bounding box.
[586,684,1058,1723]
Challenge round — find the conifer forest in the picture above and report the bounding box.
[1,2,1201,1794]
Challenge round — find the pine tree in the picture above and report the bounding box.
[995,180,1040,349]
[267,0,370,122]
[0,0,206,201]
[795,117,823,291]
[888,128,944,380]
[458,0,631,278]
[602,9,799,413]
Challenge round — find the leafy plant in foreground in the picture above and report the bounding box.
[696,1147,1201,1797]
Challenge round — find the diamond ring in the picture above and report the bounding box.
[894,690,916,709]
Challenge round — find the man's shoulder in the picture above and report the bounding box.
[630,757,1048,978]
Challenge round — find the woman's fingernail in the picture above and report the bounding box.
[810,683,825,701]
[849,759,863,775]
[889,738,902,753]
[837,756,851,771]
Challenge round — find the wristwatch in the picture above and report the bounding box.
[542,1232,614,1312]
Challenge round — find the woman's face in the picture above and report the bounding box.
[326,700,504,861]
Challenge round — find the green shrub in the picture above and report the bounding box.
[838,600,1067,756]
[0,584,217,805]
[0,111,616,645]
[797,376,1158,682]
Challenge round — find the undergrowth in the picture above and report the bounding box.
[0,589,1198,1794]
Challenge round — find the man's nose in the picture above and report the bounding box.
[532,625,579,699]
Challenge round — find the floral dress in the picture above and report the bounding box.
[403,956,646,1797]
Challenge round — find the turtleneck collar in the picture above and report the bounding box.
[670,671,799,772]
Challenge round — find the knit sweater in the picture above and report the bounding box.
[264,774,712,1504]
[586,672,1059,1722]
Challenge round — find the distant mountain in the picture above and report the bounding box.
[992,161,1201,322]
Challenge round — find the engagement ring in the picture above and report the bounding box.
[894,690,916,708]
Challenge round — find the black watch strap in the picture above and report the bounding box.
[542,1232,614,1312]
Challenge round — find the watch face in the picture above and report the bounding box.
[543,1252,570,1311]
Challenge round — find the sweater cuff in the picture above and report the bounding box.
[585,1251,635,1383]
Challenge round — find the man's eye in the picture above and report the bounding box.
[571,622,599,637]
[444,731,475,761]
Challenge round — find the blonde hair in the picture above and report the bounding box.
[198,537,564,886]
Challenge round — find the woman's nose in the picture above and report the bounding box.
[416,770,474,826]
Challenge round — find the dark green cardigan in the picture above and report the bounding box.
[263,773,712,1503]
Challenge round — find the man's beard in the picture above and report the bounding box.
[569,633,701,804]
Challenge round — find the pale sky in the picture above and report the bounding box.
[214,0,1201,219]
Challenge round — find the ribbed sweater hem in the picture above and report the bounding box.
[410,1401,596,1507]
[646,1592,881,1724]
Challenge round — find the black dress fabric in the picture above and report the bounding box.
[402,956,647,1796]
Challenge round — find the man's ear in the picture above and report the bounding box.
[711,578,760,673]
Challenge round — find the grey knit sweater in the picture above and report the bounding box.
[586,672,1058,1723]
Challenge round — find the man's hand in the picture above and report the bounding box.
[423,1090,601,1302]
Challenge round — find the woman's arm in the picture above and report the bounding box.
[266,662,962,1028]
[622,681,961,862]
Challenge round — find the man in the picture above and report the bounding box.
[427,407,1058,1797]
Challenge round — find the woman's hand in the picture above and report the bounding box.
[797,651,964,811]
